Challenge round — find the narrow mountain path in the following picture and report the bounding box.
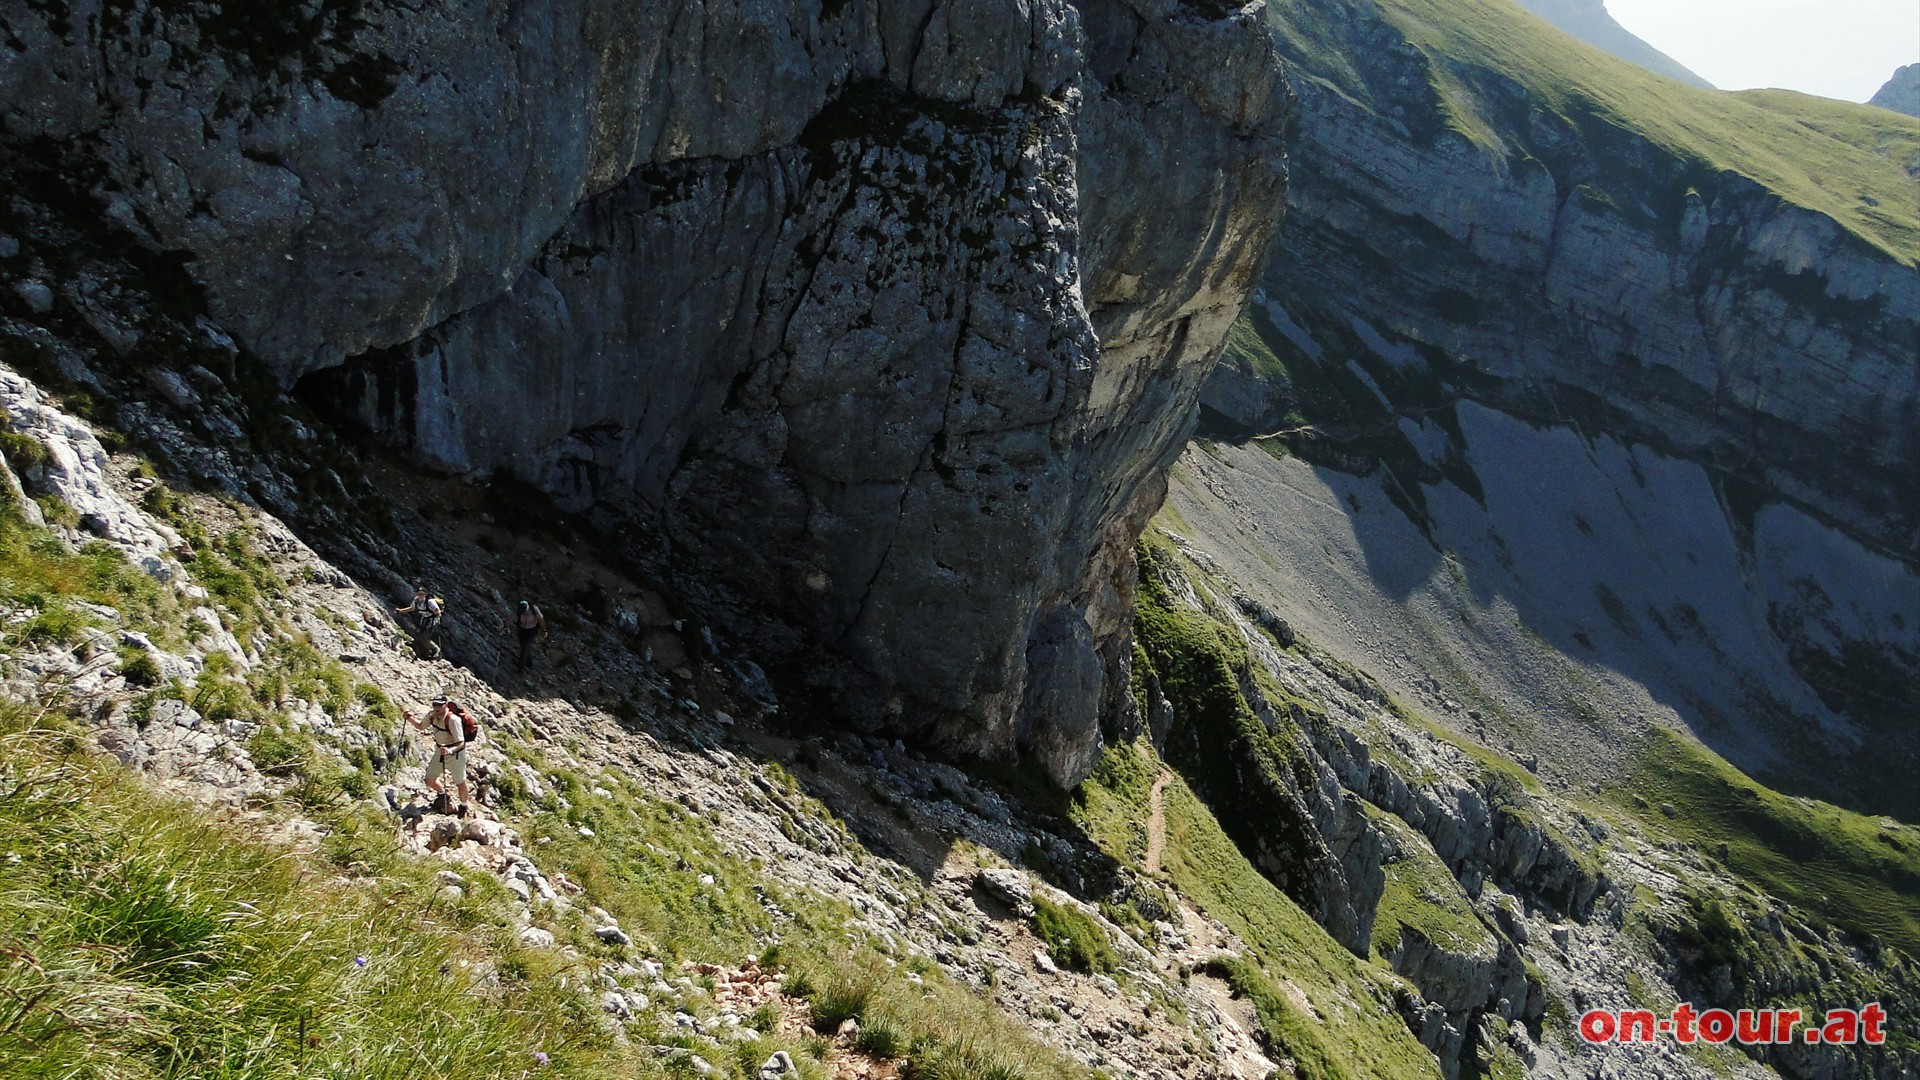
[1143,751,1170,875]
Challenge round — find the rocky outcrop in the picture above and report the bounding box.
[1274,634,1604,925]
[1384,924,1532,1076]
[0,0,1291,784]
[1512,0,1710,88]
[1657,892,1920,1080]
[1363,762,1603,920]
[0,367,187,582]
[1873,64,1920,117]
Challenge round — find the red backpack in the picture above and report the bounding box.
[449,702,479,743]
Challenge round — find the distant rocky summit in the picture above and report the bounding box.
[1514,0,1711,86]
[1872,63,1920,116]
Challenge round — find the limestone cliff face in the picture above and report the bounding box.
[1225,0,1920,564]
[0,0,1289,783]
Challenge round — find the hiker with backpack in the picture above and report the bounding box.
[509,599,545,670]
[407,696,475,816]
[395,587,445,658]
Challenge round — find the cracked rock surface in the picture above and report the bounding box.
[0,0,1289,784]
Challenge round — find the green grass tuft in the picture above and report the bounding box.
[116,645,162,687]
[1030,896,1117,975]
[246,722,312,777]
[798,954,883,1032]
[853,1012,906,1058]
[0,428,48,474]
[179,522,284,642]
[0,708,661,1079]
[0,500,180,648]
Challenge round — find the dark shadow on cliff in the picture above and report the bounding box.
[1185,422,1920,830]
[0,139,1143,1014]
[1194,288,1920,828]
[276,439,1130,903]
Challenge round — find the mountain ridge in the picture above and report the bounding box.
[1190,0,1920,1070]
[1874,63,1920,117]
[1513,0,1712,87]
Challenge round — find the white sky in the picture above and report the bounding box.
[1605,0,1919,102]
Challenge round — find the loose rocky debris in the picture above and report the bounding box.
[0,367,1314,1079]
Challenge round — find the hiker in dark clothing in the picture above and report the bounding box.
[511,599,545,670]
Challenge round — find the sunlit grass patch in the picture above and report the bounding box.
[1617,726,1920,957]
[0,708,660,1080]
[785,952,1091,1080]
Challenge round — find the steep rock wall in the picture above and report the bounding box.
[1229,0,1920,562]
[1196,0,1920,818]
[0,0,1289,784]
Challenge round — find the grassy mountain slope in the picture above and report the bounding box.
[0,503,1086,1080]
[1270,0,1920,262]
[2,714,635,1080]
[1618,726,1920,956]
[4,338,1479,1080]
[1156,440,1920,1075]
[1,703,1092,1080]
